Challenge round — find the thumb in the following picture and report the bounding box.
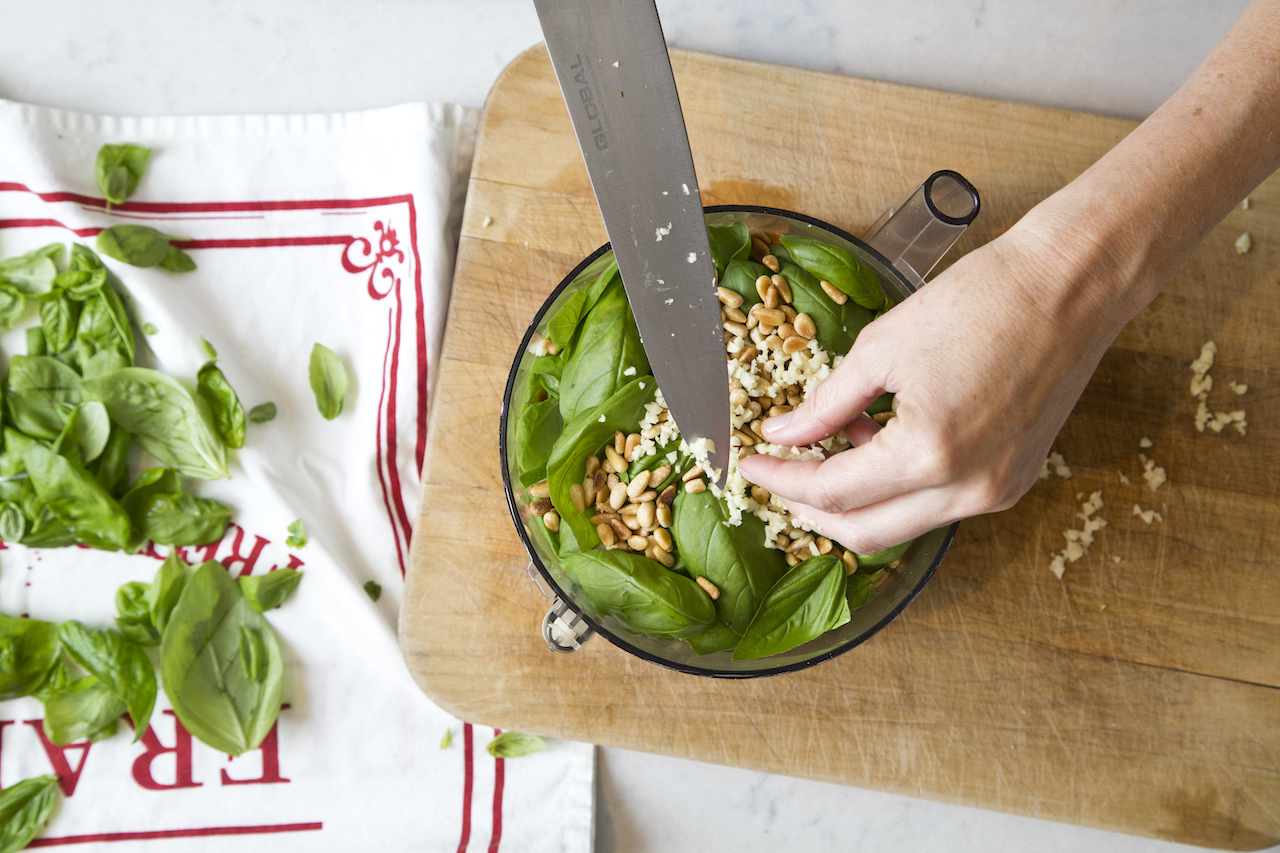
[760,344,886,446]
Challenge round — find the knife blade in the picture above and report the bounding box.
[534,0,731,487]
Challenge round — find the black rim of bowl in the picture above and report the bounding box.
[498,204,957,678]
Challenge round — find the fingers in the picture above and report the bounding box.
[759,345,886,446]
[778,490,959,557]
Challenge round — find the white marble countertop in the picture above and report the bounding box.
[0,1,1259,851]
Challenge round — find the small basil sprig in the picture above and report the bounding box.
[0,615,59,701]
[42,675,126,745]
[23,445,132,551]
[0,775,60,852]
[309,344,348,420]
[733,555,851,661]
[0,243,63,295]
[486,731,547,758]
[94,143,151,206]
[363,581,382,602]
[136,493,233,547]
[239,569,303,612]
[248,402,277,424]
[148,551,190,635]
[197,364,246,449]
[115,582,161,646]
[57,620,156,738]
[285,519,306,549]
[96,225,195,272]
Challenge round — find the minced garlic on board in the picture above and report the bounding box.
[1049,490,1107,579]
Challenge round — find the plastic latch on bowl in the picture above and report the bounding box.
[524,562,595,653]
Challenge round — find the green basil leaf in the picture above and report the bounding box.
[779,260,875,356]
[0,775,59,853]
[546,376,656,550]
[148,551,191,635]
[24,326,45,356]
[515,398,562,488]
[142,322,158,335]
[57,620,156,737]
[23,444,132,551]
[557,276,649,422]
[54,401,111,465]
[0,503,26,543]
[780,235,885,310]
[75,285,135,365]
[139,493,232,547]
[19,489,78,548]
[94,143,152,205]
[115,581,160,647]
[95,225,172,268]
[160,562,284,756]
[733,555,851,660]
[486,731,547,758]
[238,568,303,613]
[248,402,276,424]
[200,337,217,361]
[672,489,789,635]
[718,258,768,310]
[546,290,588,351]
[856,539,913,568]
[440,728,452,749]
[363,581,382,602]
[573,254,619,317]
[81,368,228,480]
[31,657,72,704]
[38,290,80,353]
[6,355,82,440]
[53,267,106,300]
[90,426,132,496]
[0,285,25,334]
[237,626,265,682]
[80,349,130,381]
[285,519,306,549]
[159,244,196,273]
[42,675,124,745]
[707,222,750,274]
[685,621,741,656]
[561,550,715,640]
[196,363,246,449]
[846,568,886,610]
[0,244,63,295]
[121,467,180,522]
[0,615,59,701]
[308,343,348,420]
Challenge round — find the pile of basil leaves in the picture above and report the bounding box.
[516,221,911,662]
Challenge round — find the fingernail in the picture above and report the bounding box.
[762,411,791,438]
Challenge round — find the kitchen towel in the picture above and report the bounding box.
[0,98,594,852]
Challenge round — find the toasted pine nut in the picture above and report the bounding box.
[569,483,586,513]
[872,411,896,425]
[786,391,802,407]
[544,339,559,355]
[819,280,847,304]
[695,576,720,599]
[585,456,601,476]
[623,514,643,531]
[641,423,662,439]
[785,551,800,567]
[764,286,780,310]
[658,485,677,507]
[841,550,858,575]
[774,278,793,303]
[531,498,553,516]
[627,535,648,551]
[609,482,628,510]
[605,445,625,473]
[746,313,760,331]
[627,469,652,498]
[609,518,631,539]
[624,433,642,462]
[733,428,757,447]
[765,231,784,244]
[653,527,673,551]
[685,479,707,493]
[597,523,616,546]
[652,465,672,483]
[529,481,551,499]
[787,534,815,554]
[781,304,797,321]
[583,477,597,507]
[614,430,626,455]
[753,306,785,326]
[723,305,747,324]
[620,502,638,518]
[761,254,780,272]
[783,335,809,355]
[736,345,758,364]
[717,286,744,308]
[775,533,790,549]
[723,320,748,338]
[606,472,620,488]
[750,485,771,504]
[769,273,787,290]
[817,537,833,555]
[643,543,658,560]
[543,511,560,533]
[777,322,796,340]
[636,501,656,529]
[794,313,817,339]
[755,275,772,301]
[653,546,675,568]
[681,466,704,483]
[887,558,903,571]
[768,405,792,418]
[656,503,673,527]
[750,237,770,261]
[730,389,750,408]
[764,333,783,352]
[590,512,615,525]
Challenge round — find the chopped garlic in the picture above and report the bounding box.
[1039,451,1072,481]
[623,366,637,376]
[1117,471,1131,486]
[1132,504,1163,525]
[1139,454,1167,492]
[1049,490,1107,578]
[1236,232,1253,254]
[1230,381,1248,395]
[1138,437,1153,449]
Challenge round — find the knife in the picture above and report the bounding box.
[533,0,731,488]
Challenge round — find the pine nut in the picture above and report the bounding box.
[623,514,643,531]
[820,280,847,304]
[750,237,770,261]
[783,335,809,354]
[609,482,628,510]
[786,391,802,407]
[597,523,616,546]
[569,483,586,513]
[627,470,653,498]
[781,304,797,321]
[817,536,833,555]
[544,340,559,356]
[749,419,766,440]
[531,498,553,516]
[606,472,620,488]
[736,345,758,364]
[746,313,760,331]
[654,527,673,551]
[585,456,600,476]
[657,485,677,507]
[624,433,642,462]
[620,502,638,518]
[794,313,816,339]
[636,501,656,529]
[590,512,615,525]
[609,518,631,538]
[841,550,858,575]
[723,305,747,324]
[761,254,780,272]
[730,388,750,407]
[717,286,744,308]
[872,411,896,425]
[605,446,625,472]
[764,333,783,352]
[733,428,757,446]
[583,476,597,507]
[628,535,648,551]
[765,231,784,244]
[764,286,780,309]
[529,481,550,499]
[723,320,748,338]
[543,511,560,533]
[785,552,800,567]
[753,306,785,326]
[685,479,707,494]
[681,466,704,482]
[652,465,672,483]
[776,533,790,549]
[776,322,796,340]
[750,485,771,504]
[656,503,673,527]
[614,430,626,455]
[653,546,675,568]
[755,275,771,301]
[641,423,662,439]
[769,273,787,290]
[644,543,658,560]
[787,534,814,554]
[774,278,792,303]
[768,405,792,418]
[695,576,720,599]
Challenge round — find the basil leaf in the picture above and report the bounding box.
[81,348,130,381]
[39,289,80,352]
[0,615,59,701]
[0,285,26,334]
[94,143,151,205]
[779,260,875,356]
[42,675,124,745]
[81,368,228,480]
[147,551,191,635]
[142,322,157,335]
[31,657,72,704]
[57,620,156,737]
[546,290,587,351]
[363,581,382,602]
[237,626,265,682]
[561,550,715,640]
[558,277,649,423]
[707,222,750,274]
[54,401,111,465]
[23,444,132,551]
[440,729,451,749]
[573,254,619,317]
[53,267,106,300]
[75,285,135,365]
[0,775,59,853]
[160,562,284,756]
[159,244,196,273]
[196,363,246,449]
[248,402,276,424]
[685,621,741,656]
[200,337,217,361]
[672,489,788,635]
[308,344,348,420]
[115,581,160,646]
[138,492,233,547]
[6,355,82,440]
[546,376,655,550]
[733,555,851,661]
[96,225,171,268]
[20,496,78,549]
[515,398,562,488]
[285,519,306,549]
[90,426,132,496]
[486,731,547,758]
[718,258,767,310]
[0,244,62,295]
[238,568,303,612]
[846,568,886,610]
[24,326,45,356]
[781,235,885,310]
[0,503,26,543]
[856,539,913,568]
[121,467,180,523]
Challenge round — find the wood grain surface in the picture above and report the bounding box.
[400,45,1280,850]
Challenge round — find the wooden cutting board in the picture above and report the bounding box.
[400,46,1280,849]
